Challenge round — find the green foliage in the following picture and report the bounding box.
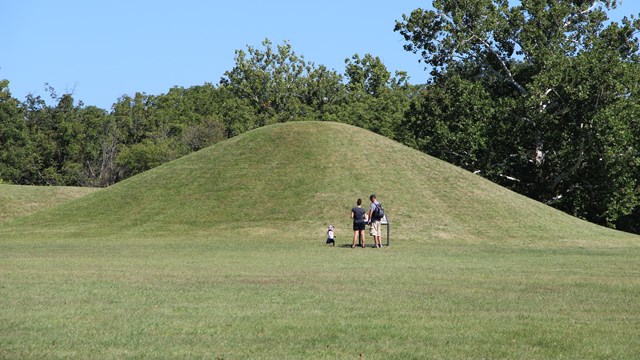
[218,39,415,140]
[0,80,30,184]
[395,0,640,229]
[397,72,494,170]
[220,39,345,127]
[116,138,189,179]
[339,54,413,138]
[0,82,229,187]
[109,87,229,183]
[19,92,117,186]
[181,116,227,151]
[2,39,415,189]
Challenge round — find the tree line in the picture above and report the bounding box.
[394,0,640,233]
[2,1,640,233]
[1,40,414,188]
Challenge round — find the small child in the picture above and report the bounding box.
[326,225,335,246]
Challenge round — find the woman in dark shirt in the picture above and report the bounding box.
[351,198,367,248]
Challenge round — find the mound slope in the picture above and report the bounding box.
[0,184,98,224]
[1,121,635,244]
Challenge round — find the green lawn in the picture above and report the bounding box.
[0,184,98,224]
[2,233,639,359]
[1,122,639,359]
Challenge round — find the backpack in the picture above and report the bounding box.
[373,203,385,219]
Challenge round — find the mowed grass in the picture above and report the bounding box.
[2,234,639,359]
[0,184,98,224]
[1,122,639,359]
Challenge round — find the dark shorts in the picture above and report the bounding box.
[326,238,335,244]
[353,222,366,231]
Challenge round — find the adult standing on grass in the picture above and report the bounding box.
[368,194,383,248]
[351,198,367,248]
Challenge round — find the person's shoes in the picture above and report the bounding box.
[351,245,356,248]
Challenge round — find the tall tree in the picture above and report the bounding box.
[110,88,227,181]
[220,39,345,131]
[341,54,413,138]
[0,80,30,184]
[396,0,640,228]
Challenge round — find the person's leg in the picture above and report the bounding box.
[373,221,382,247]
[352,231,358,248]
[359,230,366,247]
[369,223,375,247]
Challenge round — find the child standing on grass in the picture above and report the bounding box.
[326,225,335,246]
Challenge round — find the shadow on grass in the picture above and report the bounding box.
[330,243,383,249]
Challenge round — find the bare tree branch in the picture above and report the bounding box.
[475,35,529,95]
[550,140,585,191]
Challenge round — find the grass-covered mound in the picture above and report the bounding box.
[1,121,634,245]
[1,122,639,359]
[0,184,98,224]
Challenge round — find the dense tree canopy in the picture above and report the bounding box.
[395,0,640,231]
[0,39,411,187]
[0,80,29,184]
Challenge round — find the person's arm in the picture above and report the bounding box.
[351,210,354,219]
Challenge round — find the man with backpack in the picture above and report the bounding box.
[367,194,384,248]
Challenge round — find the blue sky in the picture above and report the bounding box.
[3,1,639,110]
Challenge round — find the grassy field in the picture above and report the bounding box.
[0,184,98,224]
[1,122,639,359]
